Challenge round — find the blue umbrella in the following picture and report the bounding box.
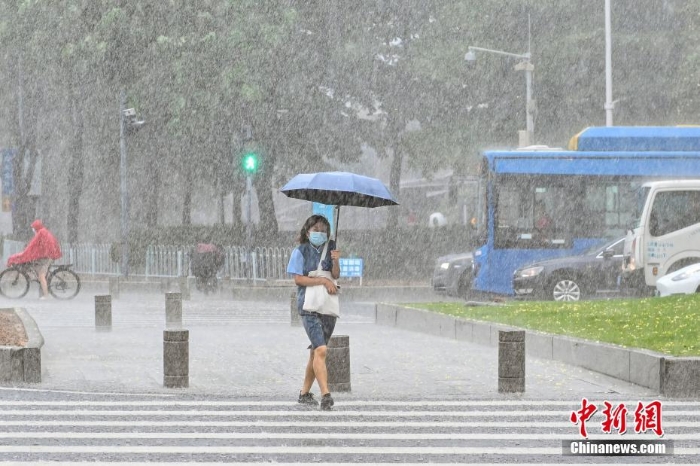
[280,171,399,240]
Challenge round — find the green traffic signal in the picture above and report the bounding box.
[241,152,259,174]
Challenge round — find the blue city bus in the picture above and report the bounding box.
[471,126,700,295]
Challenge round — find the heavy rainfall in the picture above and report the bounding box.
[1,1,700,464]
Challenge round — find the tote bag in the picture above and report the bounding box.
[302,242,340,317]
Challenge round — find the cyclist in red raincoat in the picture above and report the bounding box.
[7,219,62,299]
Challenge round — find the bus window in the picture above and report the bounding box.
[581,182,637,237]
[494,175,572,249]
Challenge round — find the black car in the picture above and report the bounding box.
[432,252,474,298]
[512,237,625,301]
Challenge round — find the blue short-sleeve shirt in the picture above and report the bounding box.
[287,241,336,315]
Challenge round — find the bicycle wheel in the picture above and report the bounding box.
[48,269,81,299]
[0,269,30,299]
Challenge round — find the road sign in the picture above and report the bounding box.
[339,258,363,278]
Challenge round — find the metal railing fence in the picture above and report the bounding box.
[1,239,295,280]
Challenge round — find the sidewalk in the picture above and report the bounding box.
[2,292,658,400]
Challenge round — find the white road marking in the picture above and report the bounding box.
[0,399,688,407]
[0,387,175,397]
[0,432,690,440]
[0,463,642,466]
[0,445,691,454]
[1,409,697,417]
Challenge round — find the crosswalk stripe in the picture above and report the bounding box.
[0,420,623,428]
[0,420,696,428]
[0,399,694,407]
[0,463,639,466]
[1,409,698,417]
[0,445,671,454]
[0,445,696,455]
[4,420,700,428]
[0,432,689,440]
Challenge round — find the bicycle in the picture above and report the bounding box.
[0,262,81,299]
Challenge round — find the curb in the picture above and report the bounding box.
[375,303,700,398]
[0,307,44,384]
[79,279,442,303]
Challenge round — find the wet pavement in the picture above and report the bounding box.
[0,290,658,400]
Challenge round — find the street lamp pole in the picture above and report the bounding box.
[118,92,145,278]
[466,45,534,146]
[604,0,614,126]
[118,90,129,278]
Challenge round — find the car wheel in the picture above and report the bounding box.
[550,276,582,302]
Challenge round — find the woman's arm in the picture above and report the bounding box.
[330,249,341,279]
[294,274,338,294]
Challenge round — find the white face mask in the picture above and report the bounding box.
[32,228,36,234]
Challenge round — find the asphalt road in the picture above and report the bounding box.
[0,291,695,463]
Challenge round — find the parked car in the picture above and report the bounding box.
[512,237,626,302]
[432,252,474,298]
[655,262,700,297]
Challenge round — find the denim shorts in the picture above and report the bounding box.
[301,313,337,349]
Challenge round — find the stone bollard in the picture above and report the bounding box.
[327,335,351,392]
[108,277,119,299]
[94,295,112,330]
[290,292,301,327]
[498,330,525,393]
[163,329,189,388]
[179,277,191,301]
[165,292,182,328]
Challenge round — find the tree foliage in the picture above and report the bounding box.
[0,0,697,240]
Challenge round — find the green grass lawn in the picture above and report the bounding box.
[415,294,700,357]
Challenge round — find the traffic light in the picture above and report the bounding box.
[241,151,259,175]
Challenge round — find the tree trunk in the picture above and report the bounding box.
[387,119,404,229]
[145,170,160,228]
[11,55,41,239]
[182,170,192,226]
[218,190,225,225]
[232,182,243,229]
[12,142,40,239]
[387,147,402,229]
[66,74,84,244]
[255,155,278,237]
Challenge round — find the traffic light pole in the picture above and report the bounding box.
[119,90,129,278]
[245,174,253,282]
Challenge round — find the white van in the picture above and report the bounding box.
[622,180,700,292]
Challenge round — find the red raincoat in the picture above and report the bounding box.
[7,220,62,266]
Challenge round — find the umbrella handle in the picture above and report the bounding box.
[334,205,340,244]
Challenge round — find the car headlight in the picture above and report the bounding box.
[440,262,450,270]
[517,266,544,278]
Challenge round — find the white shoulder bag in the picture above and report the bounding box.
[302,241,340,317]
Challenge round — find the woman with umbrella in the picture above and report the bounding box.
[282,171,397,411]
[286,214,341,411]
